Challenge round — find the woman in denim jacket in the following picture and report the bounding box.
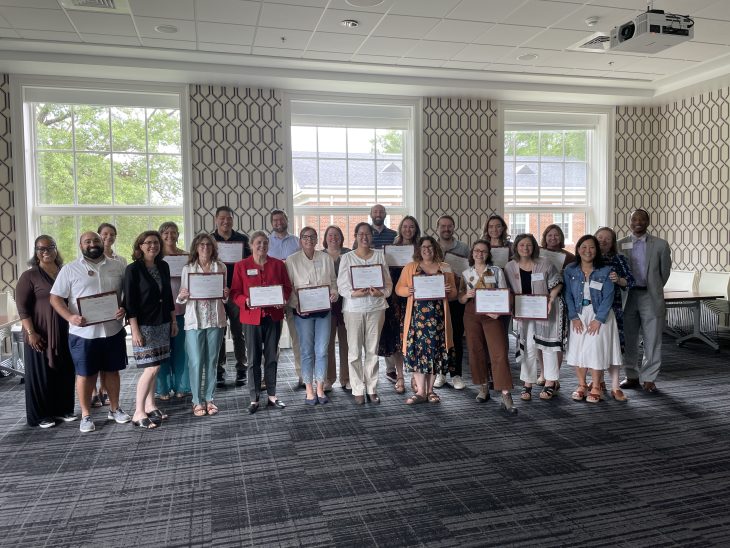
[564,235,623,404]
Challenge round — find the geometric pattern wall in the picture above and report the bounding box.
[422,97,500,242]
[0,74,15,294]
[615,93,730,272]
[189,85,284,235]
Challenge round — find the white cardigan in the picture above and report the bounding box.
[176,261,228,330]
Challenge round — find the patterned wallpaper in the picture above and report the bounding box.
[0,74,15,294]
[189,85,284,234]
[422,97,500,242]
[615,92,730,272]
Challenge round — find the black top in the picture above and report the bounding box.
[519,268,533,295]
[123,259,175,326]
[212,229,251,287]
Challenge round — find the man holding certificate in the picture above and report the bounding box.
[285,227,338,406]
[50,231,131,433]
[230,231,292,415]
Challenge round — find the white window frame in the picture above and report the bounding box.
[11,75,192,267]
[283,92,421,231]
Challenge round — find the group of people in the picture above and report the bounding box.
[16,203,671,430]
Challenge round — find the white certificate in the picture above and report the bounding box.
[514,294,548,320]
[188,272,225,300]
[475,288,510,315]
[413,274,446,300]
[540,248,566,272]
[217,241,244,264]
[491,247,510,268]
[444,252,469,276]
[163,254,189,277]
[77,291,119,325]
[384,245,414,267]
[249,285,284,307]
[350,265,385,290]
[297,285,331,314]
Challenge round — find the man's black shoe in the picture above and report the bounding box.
[235,370,246,386]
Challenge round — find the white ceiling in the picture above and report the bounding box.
[2,0,730,104]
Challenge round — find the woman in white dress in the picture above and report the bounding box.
[563,235,623,404]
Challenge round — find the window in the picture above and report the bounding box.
[288,97,416,247]
[503,107,611,253]
[18,82,188,263]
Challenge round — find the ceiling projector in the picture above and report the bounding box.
[609,9,694,54]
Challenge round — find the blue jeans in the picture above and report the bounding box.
[294,312,331,384]
[185,327,224,405]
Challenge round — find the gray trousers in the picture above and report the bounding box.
[218,299,247,374]
[623,290,664,383]
[244,317,282,403]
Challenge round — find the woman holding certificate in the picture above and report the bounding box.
[458,240,516,414]
[481,214,513,266]
[176,233,227,417]
[563,235,623,404]
[286,227,338,405]
[504,234,564,402]
[231,231,292,414]
[396,236,457,405]
[123,231,177,429]
[323,226,350,390]
[336,223,392,405]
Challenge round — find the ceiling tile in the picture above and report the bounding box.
[640,0,717,14]
[474,24,542,47]
[502,0,582,28]
[403,40,466,60]
[502,47,557,64]
[316,8,384,35]
[352,54,399,64]
[197,22,255,45]
[694,1,730,21]
[251,45,302,57]
[485,63,527,73]
[692,18,730,46]
[254,27,312,49]
[424,19,491,42]
[141,37,197,49]
[522,28,593,50]
[398,57,445,67]
[552,5,637,33]
[307,31,364,53]
[357,36,419,57]
[198,42,251,54]
[617,56,699,74]
[135,16,197,39]
[66,12,138,37]
[372,15,439,39]
[195,0,260,25]
[653,41,730,62]
[129,0,195,20]
[0,0,55,7]
[328,0,394,13]
[303,50,352,61]
[264,0,329,6]
[259,2,324,31]
[542,50,645,71]
[80,33,141,46]
[390,0,461,18]
[453,43,515,62]
[447,0,528,23]
[442,60,488,70]
[0,7,75,32]
[17,29,81,42]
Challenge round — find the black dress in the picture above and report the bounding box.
[15,267,75,426]
[377,266,405,357]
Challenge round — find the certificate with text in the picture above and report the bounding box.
[475,288,510,315]
[539,249,565,273]
[384,245,414,267]
[490,247,509,268]
[163,254,189,277]
[413,274,446,300]
[188,272,225,300]
[297,285,331,314]
[249,285,284,308]
[350,265,385,290]
[514,294,548,320]
[444,252,469,277]
[77,291,119,325]
[217,241,244,264]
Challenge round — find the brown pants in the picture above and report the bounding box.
[463,302,513,390]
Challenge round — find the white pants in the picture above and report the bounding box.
[344,310,385,397]
[519,320,559,384]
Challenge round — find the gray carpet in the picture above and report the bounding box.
[1,334,730,547]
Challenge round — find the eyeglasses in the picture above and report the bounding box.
[35,246,56,254]
[198,242,213,248]
[142,241,160,247]
[301,234,317,241]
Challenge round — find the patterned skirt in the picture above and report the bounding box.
[133,323,171,367]
[404,299,450,375]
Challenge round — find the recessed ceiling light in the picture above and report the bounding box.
[341,19,360,29]
[345,0,385,7]
[154,24,178,34]
[517,53,538,62]
[585,16,600,28]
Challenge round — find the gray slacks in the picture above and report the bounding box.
[623,289,664,383]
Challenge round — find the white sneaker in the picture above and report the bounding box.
[434,373,446,388]
[452,375,466,390]
[476,385,489,402]
[345,382,351,390]
[38,418,56,429]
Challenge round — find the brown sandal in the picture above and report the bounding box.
[206,402,219,415]
[572,385,588,401]
[427,392,441,403]
[192,404,206,417]
[405,394,427,405]
[611,389,629,402]
[586,390,602,404]
[395,378,405,394]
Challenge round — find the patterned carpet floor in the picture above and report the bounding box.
[1,333,730,547]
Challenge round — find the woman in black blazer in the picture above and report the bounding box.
[123,230,177,429]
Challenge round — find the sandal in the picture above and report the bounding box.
[147,409,168,423]
[91,395,102,408]
[132,417,157,429]
[405,394,427,405]
[572,385,588,401]
[206,402,219,416]
[100,393,110,406]
[539,384,558,400]
[192,404,207,417]
[427,392,441,403]
[536,376,546,386]
[395,378,405,394]
[586,390,602,404]
[611,389,629,402]
[158,394,171,401]
[520,386,532,401]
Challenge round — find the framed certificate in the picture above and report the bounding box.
[77,291,119,325]
[249,285,284,307]
[539,248,566,272]
[297,285,331,314]
[217,241,244,264]
[475,288,510,315]
[444,252,469,276]
[514,294,548,320]
[163,254,189,277]
[188,272,225,300]
[350,265,385,290]
[384,245,414,267]
[490,247,509,268]
[413,274,446,300]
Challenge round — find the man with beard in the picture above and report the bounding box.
[50,232,130,433]
[369,204,397,249]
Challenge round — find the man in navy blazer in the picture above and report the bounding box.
[618,209,671,392]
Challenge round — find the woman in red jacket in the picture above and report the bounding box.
[230,231,292,415]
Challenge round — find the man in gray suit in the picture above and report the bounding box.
[618,209,672,393]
